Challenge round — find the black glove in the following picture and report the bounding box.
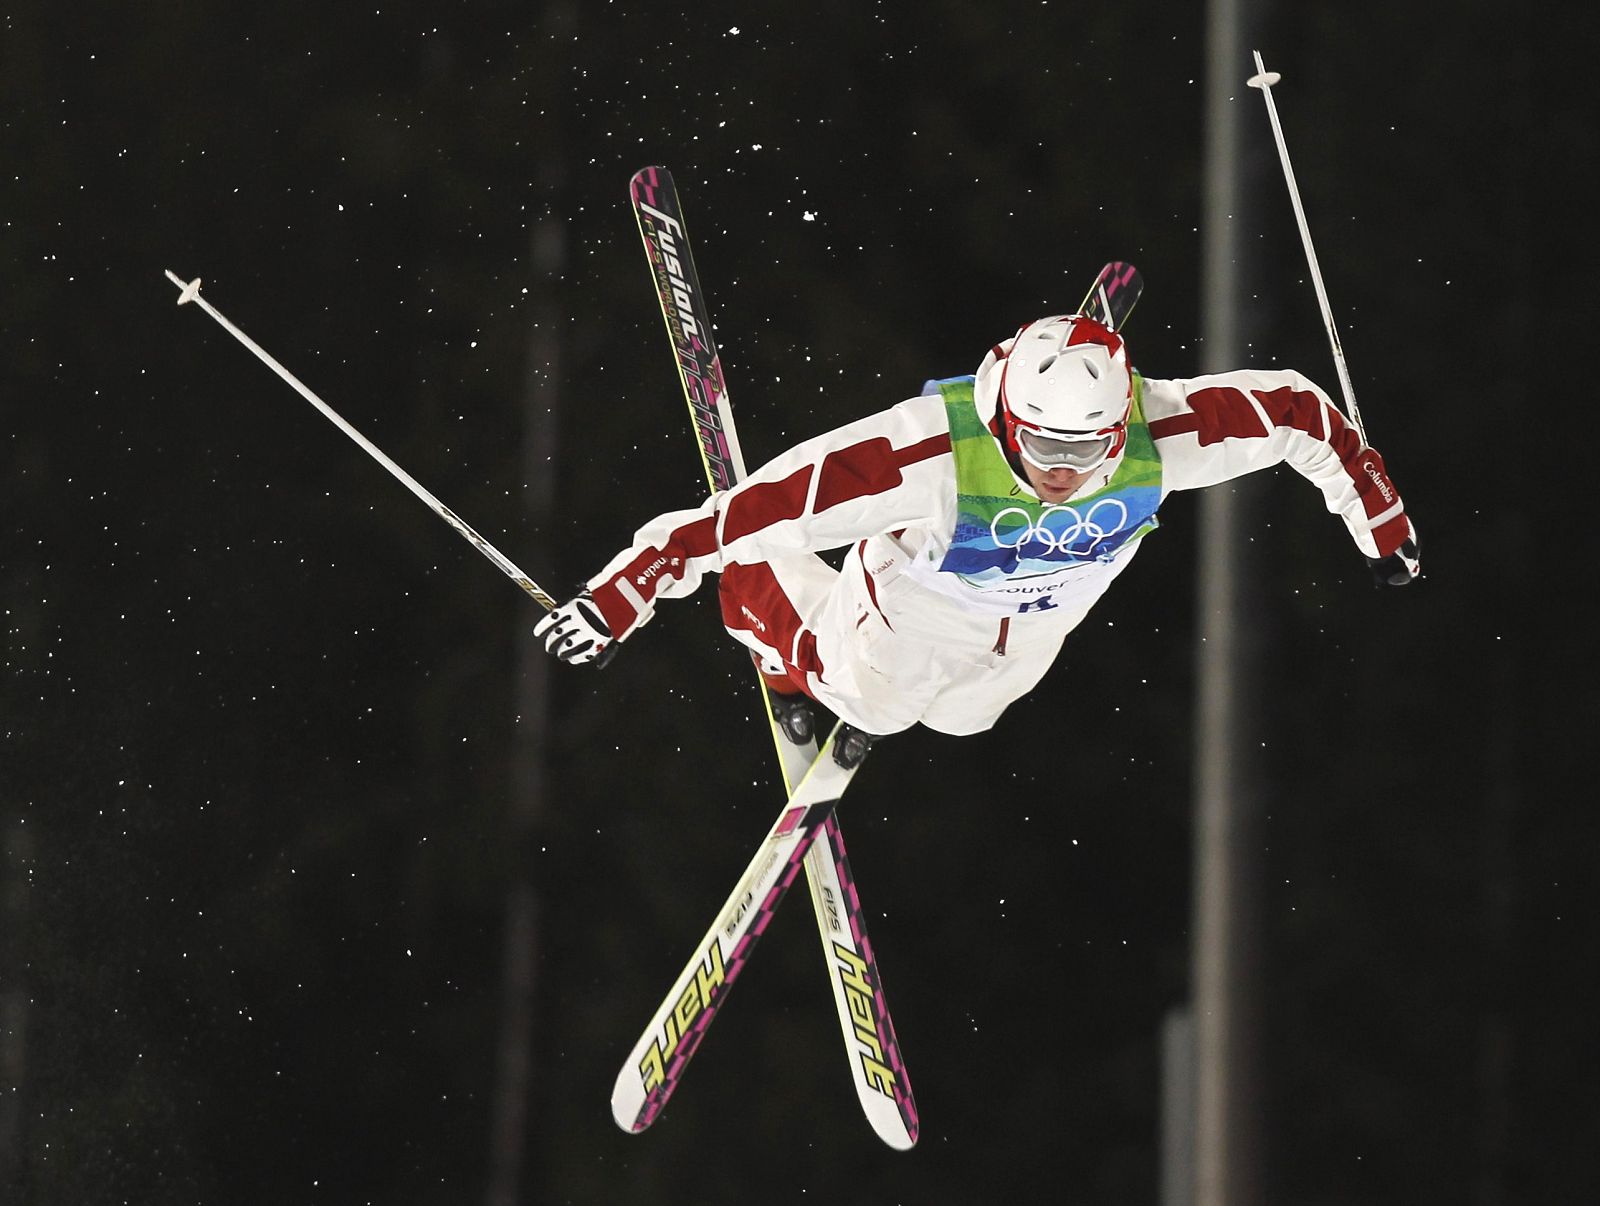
[534,590,613,665]
[1367,536,1420,587]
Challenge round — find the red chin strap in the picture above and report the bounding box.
[996,360,1027,457]
[1101,422,1129,462]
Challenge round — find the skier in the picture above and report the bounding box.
[535,313,1418,762]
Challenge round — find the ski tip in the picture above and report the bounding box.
[859,1080,919,1150]
[873,1114,918,1151]
[1098,261,1142,290]
[610,1089,652,1136]
[1076,262,1143,332]
[629,164,670,189]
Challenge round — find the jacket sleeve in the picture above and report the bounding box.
[1141,369,1413,559]
[584,396,953,640]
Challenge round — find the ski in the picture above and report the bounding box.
[626,165,917,1147]
[1078,260,1144,332]
[629,165,747,492]
[609,721,868,1134]
[768,717,917,1149]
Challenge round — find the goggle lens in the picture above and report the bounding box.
[1016,426,1116,471]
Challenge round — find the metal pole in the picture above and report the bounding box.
[1245,52,1366,442]
[164,271,559,611]
[1185,2,1264,1204]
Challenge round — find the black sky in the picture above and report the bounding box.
[4,3,1596,1204]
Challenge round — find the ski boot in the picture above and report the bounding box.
[752,652,815,746]
[832,723,877,771]
[767,688,816,746]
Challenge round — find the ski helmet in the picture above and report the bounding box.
[998,314,1132,472]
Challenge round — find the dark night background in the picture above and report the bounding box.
[4,3,1595,1204]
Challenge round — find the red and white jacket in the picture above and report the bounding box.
[585,364,1412,643]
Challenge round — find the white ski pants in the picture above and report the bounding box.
[717,546,1081,737]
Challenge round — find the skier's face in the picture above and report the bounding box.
[1022,459,1093,503]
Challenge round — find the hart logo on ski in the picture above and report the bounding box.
[831,942,897,1099]
[637,939,727,1093]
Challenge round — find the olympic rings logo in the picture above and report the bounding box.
[989,499,1130,554]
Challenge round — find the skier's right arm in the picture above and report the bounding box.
[571,397,953,647]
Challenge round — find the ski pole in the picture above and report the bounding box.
[165,270,559,610]
[1246,52,1367,443]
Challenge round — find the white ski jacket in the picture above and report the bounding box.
[582,354,1411,734]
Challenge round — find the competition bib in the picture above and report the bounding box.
[930,376,1163,589]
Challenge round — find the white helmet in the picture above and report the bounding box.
[998,315,1132,471]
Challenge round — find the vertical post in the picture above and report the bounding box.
[484,209,560,1206]
[1161,1007,1196,1206]
[1187,1,1264,1204]
[0,817,29,1191]
[484,6,574,1204]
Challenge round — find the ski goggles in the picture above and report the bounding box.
[1014,423,1122,472]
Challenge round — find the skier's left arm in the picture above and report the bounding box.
[1144,369,1420,584]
